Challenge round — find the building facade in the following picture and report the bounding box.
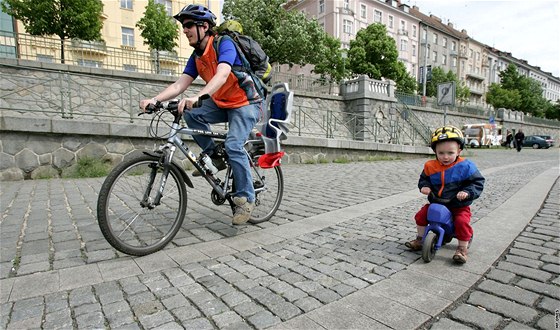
[0,0,221,74]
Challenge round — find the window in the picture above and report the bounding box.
[451,41,457,51]
[0,6,15,35]
[422,28,427,41]
[476,51,480,60]
[388,15,394,29]
[360,4,366,19]
[0,45,16,58]
[343,19,353,34]
[443,37,447,48]
[319,0,325,14]
[159,69,174,76]
[433,33,438,44]
[374,10,382,23]
[412,25,417,38]
[442,54,447,65]
[120,0,132,9]
[344,0,349,9]
[452,57,457,67]
[121,27,135,46]
[155,0,172,16]
[469,49,474,58]
[400,39,407,51]
[432,51,437,62]
[36,54,54,62]
[412,44,416,57]
[400,20,405,31]
[77,59,103,68]
[123,64,137,72]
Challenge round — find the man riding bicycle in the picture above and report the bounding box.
[140,4,264,225]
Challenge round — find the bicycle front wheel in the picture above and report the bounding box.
[249,165,284,223]
[97,154,187,256]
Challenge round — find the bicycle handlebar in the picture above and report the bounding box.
[140,94,210,116]
[429,192,452,204]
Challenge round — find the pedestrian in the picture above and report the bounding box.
[405,126,485,263]
[139,4,264,225]
[514,129,525,152]
[504,130,513,149]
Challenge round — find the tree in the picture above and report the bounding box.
[222,0,326,66]
[487,63,550,117]
[136,0,179,74]
[312,34,348,84]
[1,0,103,64]
[347,23,416,93]
[422,67,469,103]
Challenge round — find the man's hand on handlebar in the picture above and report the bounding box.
[139,97,160,113]
[178,96,199,114]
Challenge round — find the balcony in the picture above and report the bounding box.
[70,39,107,55]
[151,50,180,64]
[398,29,408,36]
[449,49,458,57]
[466,71,485,81]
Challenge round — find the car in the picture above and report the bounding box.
[534,135,555,147]
[522,135,550,149]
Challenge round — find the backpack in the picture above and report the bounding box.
[214,22,272,84]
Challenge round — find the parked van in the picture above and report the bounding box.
[461,124,502,148]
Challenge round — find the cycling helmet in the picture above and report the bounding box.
[430,125,465,150]
[216,20,243,34]
[173,4,216,26]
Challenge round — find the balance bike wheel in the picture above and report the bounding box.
[422,232,438,263]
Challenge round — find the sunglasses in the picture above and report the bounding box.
[182,21,200,29]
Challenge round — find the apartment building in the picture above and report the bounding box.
[283,0,420,79]
[0,0,221,74]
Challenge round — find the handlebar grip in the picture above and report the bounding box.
[193,94,210,108]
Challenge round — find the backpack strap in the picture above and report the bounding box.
[214,35,265,99]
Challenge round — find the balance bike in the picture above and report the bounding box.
[421,201,455,262]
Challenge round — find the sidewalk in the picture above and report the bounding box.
[1,149,558,329]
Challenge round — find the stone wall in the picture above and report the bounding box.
[1,58,558,181]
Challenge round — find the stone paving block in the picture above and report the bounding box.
[485,267,516,284]
[59,264,103,291]
[467,291,538,323]
[138,310,175,329]
[98,258,142,282]
[9,270,59,301]
[134,251,178,273]
[536,314,555,330]
[538,297,560,313]
[516,278,560,299]
[477,279,540,306]
[429,317,473,330]
[75,311,105,329]
[503,320,535,330]
[43,309,73,329]
[449,304,503,329]
[247,310,282,329]
[505,254,544,268]
[212,310,244,328]
[497,261,552,282]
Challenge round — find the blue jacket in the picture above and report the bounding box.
[418,157,485,208]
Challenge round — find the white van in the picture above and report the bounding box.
[462,124,502,148]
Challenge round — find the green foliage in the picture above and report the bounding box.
[1,0,103,63]
[312,34,348,83]
[64,157,110,178]
[347,23,416,93]
[136,0,178,52]
[222,0,331,67]
[136,0,179,74]
[420,67,469,103]
[486,63,555,118]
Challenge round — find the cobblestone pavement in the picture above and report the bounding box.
[0,148,558,329]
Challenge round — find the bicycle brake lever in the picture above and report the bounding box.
[193,94,210,108]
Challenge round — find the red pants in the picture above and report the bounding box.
[414,204,473,241]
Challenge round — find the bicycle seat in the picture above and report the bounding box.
[256,83,293,154]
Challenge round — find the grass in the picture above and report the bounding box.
[63,157,111,178]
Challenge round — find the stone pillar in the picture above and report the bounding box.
[341,76,396,141]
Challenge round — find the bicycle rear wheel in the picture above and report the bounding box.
[249,165,283,223]
[97,154,187,256]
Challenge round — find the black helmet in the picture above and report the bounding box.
[173,4,216,27]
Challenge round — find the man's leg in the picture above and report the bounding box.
[225,102,262,224]
[183,99,227,156]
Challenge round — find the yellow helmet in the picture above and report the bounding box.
[430,125,464,150]
[217,20,243,34]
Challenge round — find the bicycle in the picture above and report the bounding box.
[97,84,292,256]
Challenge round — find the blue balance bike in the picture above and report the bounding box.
[422,194,460,262]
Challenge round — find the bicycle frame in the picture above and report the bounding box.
[146,103,267,210]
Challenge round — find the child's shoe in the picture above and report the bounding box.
[405,236,423,251]
[453,246,468,263]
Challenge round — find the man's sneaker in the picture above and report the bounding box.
[192,157,226,177]
[232,197,254,225]
[453,246,468,263]
[405,236,423,251]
